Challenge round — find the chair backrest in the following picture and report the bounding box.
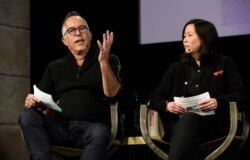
[140,102,249,160]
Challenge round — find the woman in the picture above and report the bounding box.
[149,19,249,160]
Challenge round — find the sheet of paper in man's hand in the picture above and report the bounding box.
[33,84,62,112]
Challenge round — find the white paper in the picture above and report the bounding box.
[174,92,215,116]
[33,84,62,112]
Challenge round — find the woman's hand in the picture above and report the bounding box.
[198,98,217,111]
[166,101,187,114]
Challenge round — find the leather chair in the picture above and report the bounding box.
[139,102,249,160]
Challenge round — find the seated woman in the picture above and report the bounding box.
[149,18,249,160]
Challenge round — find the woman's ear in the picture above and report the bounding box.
[89,31,92,41]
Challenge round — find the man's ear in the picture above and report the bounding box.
[62,36,68,46]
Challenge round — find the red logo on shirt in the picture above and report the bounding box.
[213,70,223,76]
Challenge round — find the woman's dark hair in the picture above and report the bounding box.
[181,19,219,63]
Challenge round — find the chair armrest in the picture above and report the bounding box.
[109,102,119,149]
[140,104,169,160]
[238,108,249,148]
[107,102,125,159]
[205,101,238,160]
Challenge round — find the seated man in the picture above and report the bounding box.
[19,11,121,160]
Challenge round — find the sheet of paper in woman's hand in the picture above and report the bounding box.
[174,92,215,116]
[33,84,62,112]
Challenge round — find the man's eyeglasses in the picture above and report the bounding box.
[64,25,89,36]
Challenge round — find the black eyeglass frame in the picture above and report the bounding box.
[63,25,89,36]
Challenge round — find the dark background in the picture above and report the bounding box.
[30,0,250,159]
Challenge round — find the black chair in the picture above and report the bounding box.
[22,102,125,160]
[139,102,249,160]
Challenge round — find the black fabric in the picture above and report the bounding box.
[37,48,121,123]
[150,54,249,113]
[150,54,249,143]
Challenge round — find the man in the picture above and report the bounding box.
[19,11,121,160]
